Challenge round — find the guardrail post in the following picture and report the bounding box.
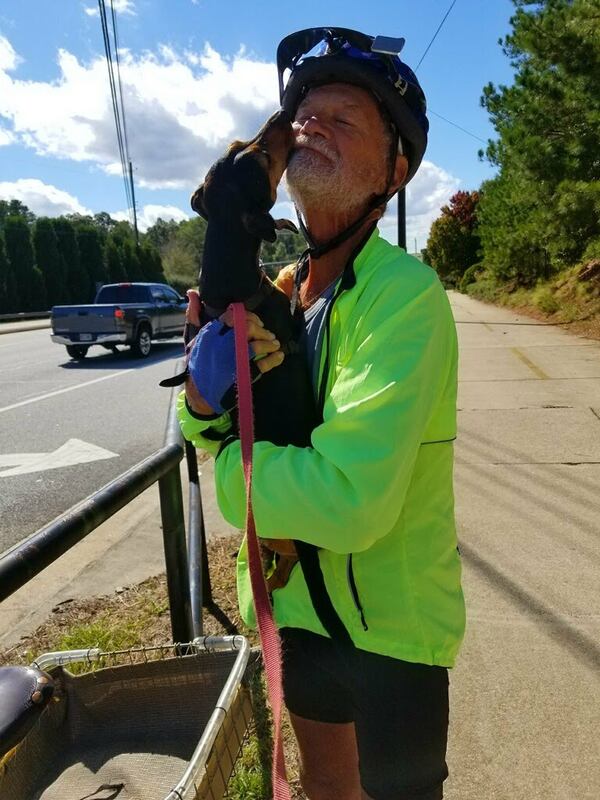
[159,462,193,643]
[185,441,213,638]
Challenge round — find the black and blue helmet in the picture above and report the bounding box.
[277,27,428,185]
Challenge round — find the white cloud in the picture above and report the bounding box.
[0,126,14,146]
[0,178,92,217]
[0,35,277,191]
[84,0,136,17]
[0,34,20,72]
[379,160,460,251]
[111,203,190,231]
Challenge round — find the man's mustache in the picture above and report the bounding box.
[292,135,339,164]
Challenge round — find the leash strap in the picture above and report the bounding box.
[230,301,291,800]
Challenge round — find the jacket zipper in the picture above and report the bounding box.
[347,555,368,631]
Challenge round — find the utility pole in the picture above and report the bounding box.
[397,188,406,250]
[128,160,139,246]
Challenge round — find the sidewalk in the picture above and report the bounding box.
[445,291,600,800]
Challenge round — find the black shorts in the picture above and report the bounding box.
[281,627,449,800]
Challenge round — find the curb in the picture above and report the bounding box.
[0,322,51,336]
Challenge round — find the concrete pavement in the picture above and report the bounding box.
[446,291,599,800]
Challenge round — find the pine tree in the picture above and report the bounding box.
[0,233,19,313]
[3,216,37,311]
[34,217,66,307]
[105,237,127,282]
[479,0,600,277]
[53,218,89,303]
[76,224,107,298]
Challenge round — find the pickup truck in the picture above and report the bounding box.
[51,282,188,359]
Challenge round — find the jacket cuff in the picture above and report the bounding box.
[184,397,220,421]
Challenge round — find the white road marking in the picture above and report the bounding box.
[0,369,135,415]
[0,438,118,477]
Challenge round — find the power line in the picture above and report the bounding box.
[429,109,488,144]
[97,0,138,241]
[415,0,459,72]
[412,0,488,146]
[98,0,131,212]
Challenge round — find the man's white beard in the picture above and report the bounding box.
[285,137,380,220]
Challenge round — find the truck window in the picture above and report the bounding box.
[163,288,182,303]
[95,285,151,304]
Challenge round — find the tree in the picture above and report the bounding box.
[34,217,66,307]
[478,0,600,278]
[76,224,107,297]
[53,218,89,303]
[3,215,38,311]
[426,191,481,282]
[145,217,179,251]
[0,232,19,313]
[105,237,127,283]
[0,199,35,228]
[138,242,165,282]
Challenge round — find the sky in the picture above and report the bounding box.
[0,0,516,251]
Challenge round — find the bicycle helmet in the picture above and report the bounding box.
[277,27,429,186]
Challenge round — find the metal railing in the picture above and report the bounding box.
[0,368,211,642]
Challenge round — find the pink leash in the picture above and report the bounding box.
[230,302,291,800]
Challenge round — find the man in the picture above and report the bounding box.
[179,28,465,800]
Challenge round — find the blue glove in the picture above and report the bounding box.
[187,319,254,414]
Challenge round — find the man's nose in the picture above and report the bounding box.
[294,115,328,138]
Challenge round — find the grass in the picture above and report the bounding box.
[0,533,307,799]
[462,261,600,340]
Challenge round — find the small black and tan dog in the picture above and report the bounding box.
[186,110,320,591]
[189,109,318,452]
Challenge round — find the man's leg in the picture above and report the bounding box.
[288,712,362,800]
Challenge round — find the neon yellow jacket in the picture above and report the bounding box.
[178,228,465,667]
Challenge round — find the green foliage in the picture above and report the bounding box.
[3,215,38,311]
[478,0,600,281]
[0,232,19,313]
[0,199,35,226]
[158,216,206,292]
[53,217,89,304]
[105,237,127,283]
[426,191,481,281]
[76,223,107,298]
[34,217,66,307]
[459,262,484,293]
[138,242,165,282]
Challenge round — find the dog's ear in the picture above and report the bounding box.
[190,184,208,219]
[242,211,277,242]
[274,218,299,234]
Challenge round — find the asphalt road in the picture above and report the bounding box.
[0,328,183,553]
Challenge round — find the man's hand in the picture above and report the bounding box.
[184,290,285,415]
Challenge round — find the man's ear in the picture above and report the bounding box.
[242,211,277,242]
[389,154,409,195]
[190,184,208,219]
[274,218,299,234]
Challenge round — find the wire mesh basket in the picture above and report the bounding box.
[0,636,256,800]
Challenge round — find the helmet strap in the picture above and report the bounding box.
[294,184,393,261]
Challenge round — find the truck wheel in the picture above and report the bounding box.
[66,345,89,360]
[131,325,152,358]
